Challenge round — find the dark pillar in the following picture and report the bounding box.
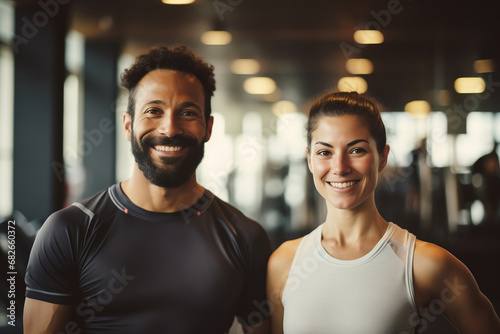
[81,40,121,198]
[13,1,69,222]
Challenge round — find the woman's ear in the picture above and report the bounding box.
[378,144,390,172]
[306,147,313,174]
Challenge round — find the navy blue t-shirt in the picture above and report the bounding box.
[25,184,272,333]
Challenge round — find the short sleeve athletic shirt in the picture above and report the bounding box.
[25,183,272,333]
[282,222,418,334]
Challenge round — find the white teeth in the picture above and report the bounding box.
[154,145,182,152]
[329,181,357,189]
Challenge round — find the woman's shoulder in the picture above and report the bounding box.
[270,237,303,265]
[268,237,304,280]
[413,239,472,306]
[414,239,458,275]
[413,240,459,283]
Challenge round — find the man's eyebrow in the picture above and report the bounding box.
[142,100,164,107]
[140,100,202,110]
[313,139,369,147]
[178,101,202,110]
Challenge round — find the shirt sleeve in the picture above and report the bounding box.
[234,221,273,327]
[25,206,83,305]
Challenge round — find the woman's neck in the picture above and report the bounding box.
[322,198,388,250]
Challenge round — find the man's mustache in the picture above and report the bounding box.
[140,134,198,148]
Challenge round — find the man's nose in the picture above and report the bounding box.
[157,112,182,137]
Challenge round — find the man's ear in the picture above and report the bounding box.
[379,144,390,172]
[204,116,214,142]
[123,112,132,141]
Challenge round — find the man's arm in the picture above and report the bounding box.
[24,298,73,334]
[414,241,500,334]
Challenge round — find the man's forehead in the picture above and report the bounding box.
[138,69,200,87]
[133,69,205,106]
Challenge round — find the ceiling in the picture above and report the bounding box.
[67,0,500,112]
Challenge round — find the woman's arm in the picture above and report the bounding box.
[413,241,500,334]
[266,238,301,334]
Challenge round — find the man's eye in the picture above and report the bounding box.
[146,108,161,115]
[181,110,199,117]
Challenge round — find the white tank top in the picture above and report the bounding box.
[282,222,418,334]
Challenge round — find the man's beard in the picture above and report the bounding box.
[130,128,205,189]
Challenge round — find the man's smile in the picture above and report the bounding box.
[153,145,183,152]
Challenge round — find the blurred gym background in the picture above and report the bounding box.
[1,0,499,332]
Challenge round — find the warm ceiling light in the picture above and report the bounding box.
[337,76,368,94]
[243,77,277,95]
[231,59,260,75]
[272,100,297,117]
[473,59,495,73]
[353,30,384,44]
[201,31,232,45]
[161,0,195,4]
[454,77,486,94]
[405,100,431,118]
[345,58,373,74]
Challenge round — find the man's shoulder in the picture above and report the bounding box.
[43,186,113,231]
[208,194,262,229]
[206,192,270,245]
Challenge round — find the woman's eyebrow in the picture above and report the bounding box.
[347,139,369,147]
[313,139,368,148]
[314,141,333,148]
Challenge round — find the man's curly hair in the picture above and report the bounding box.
[120,45,216,123]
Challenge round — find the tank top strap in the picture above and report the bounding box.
[388,223,417,310]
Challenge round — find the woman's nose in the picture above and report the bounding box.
[332,153,351,175]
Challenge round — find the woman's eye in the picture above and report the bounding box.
[317,150,331,156]
[351,148,367,154]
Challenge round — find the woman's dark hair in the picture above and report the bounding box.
[306,91,386,154]
[120,45,216,123]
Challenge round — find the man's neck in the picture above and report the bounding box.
[120,166,205,213]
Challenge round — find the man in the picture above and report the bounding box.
[24,45,272,334]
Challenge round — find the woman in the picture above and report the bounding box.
[266,91,500,333]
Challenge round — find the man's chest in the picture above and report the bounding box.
[74,223,245,322]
